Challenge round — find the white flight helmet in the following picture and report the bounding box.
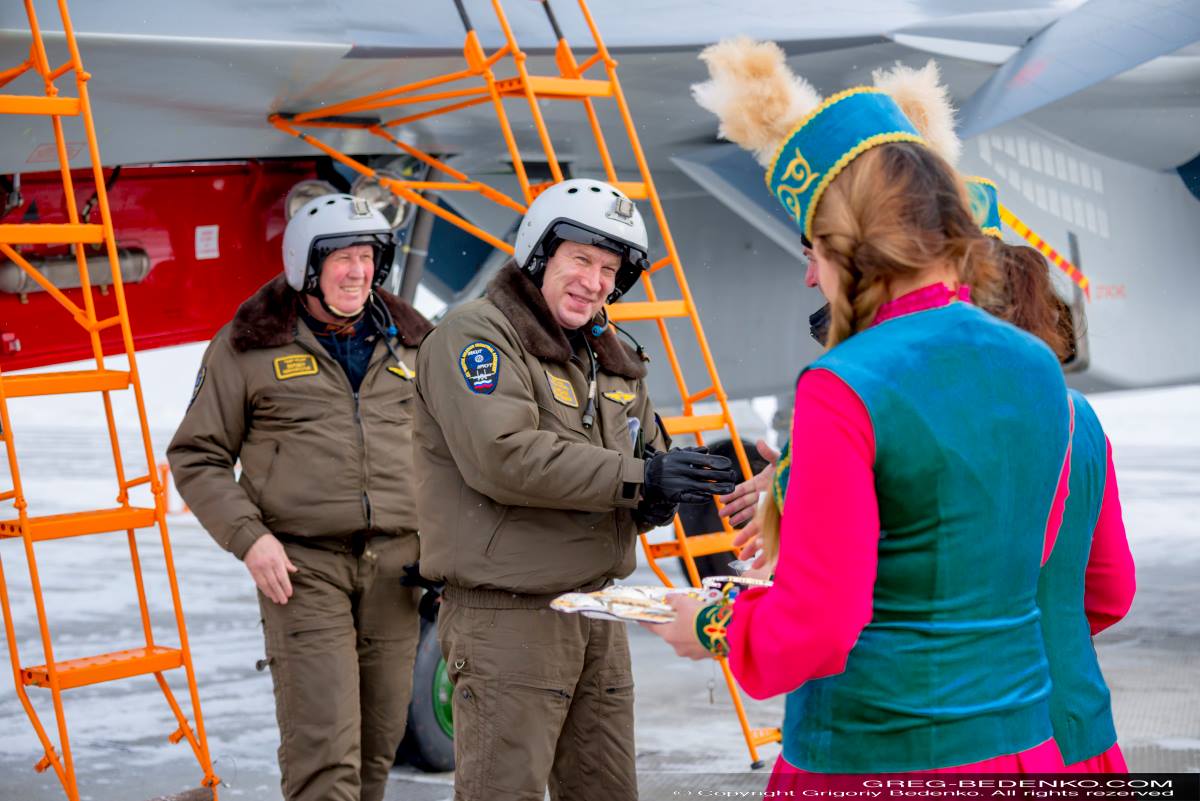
[513,178,650,303]
[281,193,396,293]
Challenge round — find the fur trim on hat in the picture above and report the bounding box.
[872,60,961,166]
[230,275,432,352]
[485,264,647,380]
[692,37,823,167]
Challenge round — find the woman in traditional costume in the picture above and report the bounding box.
[644,40,1075,780]
[970,181,1136,772]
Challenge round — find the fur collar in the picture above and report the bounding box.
[485,265,647,380]
[230,275,433,353]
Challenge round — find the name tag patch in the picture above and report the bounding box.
[602,390,636,405]
[546,371,579,408]
[460,341,499,394]
[274,354,319,381]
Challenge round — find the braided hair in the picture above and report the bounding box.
[812,142,999,348]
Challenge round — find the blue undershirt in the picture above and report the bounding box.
[298,305,376,392]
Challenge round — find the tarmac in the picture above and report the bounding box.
[0,379,1196,800]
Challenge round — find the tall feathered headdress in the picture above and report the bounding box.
[871,60,1002,238]
[692,42,972,241]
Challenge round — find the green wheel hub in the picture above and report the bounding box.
[432,656,454,738]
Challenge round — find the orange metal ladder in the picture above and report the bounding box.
[271,0,781,766]
[0,2,219,798]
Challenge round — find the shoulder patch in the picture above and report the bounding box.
[602,390,637,405]
[274,354,319,381]
[388,360,416,380]
[188,366,206,408]
[545,371,579,408]
[460,341,500,394]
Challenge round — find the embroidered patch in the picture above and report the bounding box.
[273,354,319,381]
[602,390,636,405]
[188,366,206,408]
[545,372,579,408]
[388,360,416,380]
[460,342,499,394]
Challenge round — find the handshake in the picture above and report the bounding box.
[634,446,737,528]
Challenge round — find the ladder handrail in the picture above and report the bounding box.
[0,1,221,796]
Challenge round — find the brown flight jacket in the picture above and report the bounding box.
[167,276,433,559]
[413,265,669,596]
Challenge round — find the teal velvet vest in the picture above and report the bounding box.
[1037,389,1118,765]
[782,302,1070,772]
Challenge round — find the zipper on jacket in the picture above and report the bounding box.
[295,334,373,530]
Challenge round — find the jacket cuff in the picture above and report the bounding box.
[614,456,645,509]
[228,518,271,560]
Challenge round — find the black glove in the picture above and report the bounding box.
[643,446,737,505]
[633,497,678,529]
[402,562,444,623]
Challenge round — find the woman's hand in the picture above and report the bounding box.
[718,440,780,527]
[639,594,715,661]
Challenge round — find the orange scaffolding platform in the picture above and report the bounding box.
[0,2,219,799]
[272,0,781,767]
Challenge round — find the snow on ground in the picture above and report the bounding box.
[0,347,1196,799]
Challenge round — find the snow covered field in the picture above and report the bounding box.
[0,343,1196,800]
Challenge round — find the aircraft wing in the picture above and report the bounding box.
[957,0,1200,139]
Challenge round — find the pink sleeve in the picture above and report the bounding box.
[726,369,878,700]
[1042,396,1075,566]
[1084,437,1136,634]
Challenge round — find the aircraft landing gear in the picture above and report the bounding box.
[397,618,455,773]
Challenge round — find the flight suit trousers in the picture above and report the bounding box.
[259,533,421,801]
[438,596,638,801]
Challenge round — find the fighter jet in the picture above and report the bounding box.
[1,0,1198,401]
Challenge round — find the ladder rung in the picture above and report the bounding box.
[1,369,130,398]
[0,94,81,116]
[497,76,612,98]
[93,315,123,332]
[612,181,647,200]
[648,532,735,560]
[751,727,783,746]
[124,473,153,490]
[22,645,183,690]
[0,506,157,541]
[661,413,727,436]
[608,300,688,322]
[0,223,104,244]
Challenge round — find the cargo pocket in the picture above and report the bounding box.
[447,664,494,797]
[490,672,574,794]
[596,666,635,716]
[581,666,637,795]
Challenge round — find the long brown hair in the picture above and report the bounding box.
[758,142,999,566]
[811,142,1000,348]
[985,243,1076,363]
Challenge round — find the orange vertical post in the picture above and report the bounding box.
[0,2,220,798]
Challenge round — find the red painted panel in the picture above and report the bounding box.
[0,160,318,370]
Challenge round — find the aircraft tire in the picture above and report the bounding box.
[397,618,456,773]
